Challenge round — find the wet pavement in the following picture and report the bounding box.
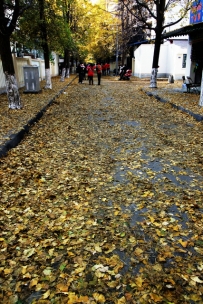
[0,76,203,303]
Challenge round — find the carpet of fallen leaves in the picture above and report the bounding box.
[0,75,203,304]
[144,80,203,117]
[0,76,76,147]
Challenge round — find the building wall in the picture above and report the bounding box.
[133,39,188,80]
[0,53,59,93]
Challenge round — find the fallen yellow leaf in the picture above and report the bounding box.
[150,293,163,302]
[135,276,143,287]
[56,283,69,292]
[179,239,188,248]
[29,278,39,288]
[134,248,143,256]
[42,289,50,299]
[93,292,105,303]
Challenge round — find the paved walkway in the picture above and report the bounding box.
[0,76,203,158]
[0,76,203,303]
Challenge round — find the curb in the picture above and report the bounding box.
[145,91,203,122]
[0,76,77,158]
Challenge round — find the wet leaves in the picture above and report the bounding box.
[0,76,203,303]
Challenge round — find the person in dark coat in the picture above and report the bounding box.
[96,62,102,85]
[77,63,85,83]
[119,64,127,80]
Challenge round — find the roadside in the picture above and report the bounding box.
[132,77,203,118]
[0,75,203,303]
[0,75,77,156]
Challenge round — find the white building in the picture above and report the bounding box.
[133,37,188,80]
[132,1,191,80]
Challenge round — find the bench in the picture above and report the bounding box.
[182,76,200,94]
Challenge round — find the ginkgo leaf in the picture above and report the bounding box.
[42,289,50,299]
[179,239,188,248]
[93,292,105,303]
[134,248,143,256]
[29,278,39,288]
[56,283,69,292]
[23,248,35,257]
[117,296,126,304]
[191,276,203,283]
[43,268,52,275]
[150,293,163,302]
[135,276,144,287]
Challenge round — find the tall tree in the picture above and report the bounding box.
[38,0,52,89]
[60,0,73,82]
[14,0,73,85]
[0,0,33,109]
[119,0,195,88]
[81,1,120,63]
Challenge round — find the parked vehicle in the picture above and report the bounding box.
[120,69,132,80]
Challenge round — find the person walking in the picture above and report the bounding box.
[87,63,94,85]
[96,62,102,85]
[77,63,85,83]
[106,63,110,75]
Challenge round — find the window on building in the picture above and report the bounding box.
[182,54,187,68]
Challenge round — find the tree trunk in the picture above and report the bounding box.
[199,69,203,106]
[60,68,66,82]
[65,51,70,78]
[60,49,69,81]
[43,45,52,89]
[38,0,52,89]
[42,42,52,89]
[0,34,22,109]
[150,31,162,88]
[45,69,52,89]
[150,0,165,88]
[150,68,159,88]
[66,68,70,78]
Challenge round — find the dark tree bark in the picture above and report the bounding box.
[0,0,23,109]
[60,3,71,82]
[38,0,52,89]
[150,0,165,87]
[60,49,70,82]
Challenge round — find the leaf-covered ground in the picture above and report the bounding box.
[0,76,203,304]
[0,76,77,148]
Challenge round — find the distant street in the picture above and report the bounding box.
[1,76,203,303]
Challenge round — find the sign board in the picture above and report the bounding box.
[190,0,203,24]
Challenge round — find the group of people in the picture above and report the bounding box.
[76,62,104,85]
[76,62,129,84]
[101,63,110,76]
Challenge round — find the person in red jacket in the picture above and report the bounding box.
[106,63,110,75]
[87,63,94,85]
[102,63,107,76]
